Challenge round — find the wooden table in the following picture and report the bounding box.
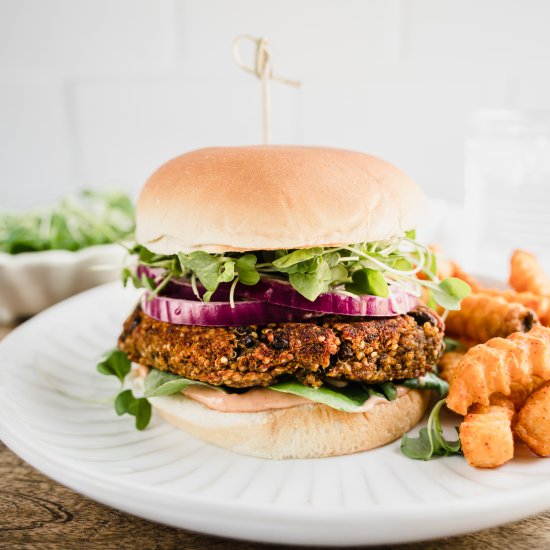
[1,324,549,549]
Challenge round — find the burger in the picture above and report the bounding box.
[110,146,468,459]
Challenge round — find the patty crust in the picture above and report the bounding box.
[118,305,444,388]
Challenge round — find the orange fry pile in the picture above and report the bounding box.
[446,325,550,416]
[432,248,550,468]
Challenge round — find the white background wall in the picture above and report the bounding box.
[2,0,550,209]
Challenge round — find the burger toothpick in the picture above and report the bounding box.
[232,35,301,144]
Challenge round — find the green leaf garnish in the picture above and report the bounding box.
[235,254,260,285]
[402,372,449,399]
[330,263,348,284]
[114,390,152,430]
[433,277,471,310]
[269,380,373,412]
[400,399,462,460]
[346,268,389,297]
[392,258,414,272]
[140,274,156,292]
[218,259,235,283]
[143,368,223,397]
[427,289,437,310]
[96,349,131,383]
[121,267,134,287]
[288,258,332,301]
[378,381,398,400]
[177,251,221,293]
[272,248,323,269]
[97,349,152,430]
[439,277,471,299]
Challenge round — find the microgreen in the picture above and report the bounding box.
[96,349,131,383]
[288,257,332,301]
[346,268,389,298]
[114,390,152,430]
[125,231,472,309]
[402,372,449,399]
[432,277,471,311]
[177,251,223,293]
[272,248,324,269]
[235,254,261,285]
[143,368,224,397]
[0,190,135,254]
[400,399,462,460]
[96,349,151,430]
[378,381,398,401]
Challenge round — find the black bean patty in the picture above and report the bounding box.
[118,305,444,388]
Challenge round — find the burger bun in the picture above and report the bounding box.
[147,388,430,459]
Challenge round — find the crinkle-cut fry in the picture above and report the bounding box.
[486,337,531,386]
[460,404,514,468]
[438,351,465,383]
[451,262,482,293]
[445,294,538,344]
[482,288,550,327]
[510,250,550,295]
[514,382,550,457]
[447,344,511,415]
[508,327,550,379]
[447,325,550,416]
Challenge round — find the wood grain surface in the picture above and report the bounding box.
[1,325,550,549]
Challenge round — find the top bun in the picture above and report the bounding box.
[135,146,427,254]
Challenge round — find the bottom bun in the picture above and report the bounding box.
[148,389,430,459]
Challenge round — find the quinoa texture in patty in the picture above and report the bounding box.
[118,305,444,388]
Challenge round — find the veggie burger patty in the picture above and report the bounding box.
[119,305,444,389]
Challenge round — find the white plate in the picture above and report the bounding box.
[0,283,549,546]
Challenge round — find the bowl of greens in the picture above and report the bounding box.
[0,190,135,322]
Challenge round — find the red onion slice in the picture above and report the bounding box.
[233,278,419,316]
[141,293,323,326]
[136,264,419,317]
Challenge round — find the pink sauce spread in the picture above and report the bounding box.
[133,364,409,414]
[182,384,410,413]
[183,386,311,413]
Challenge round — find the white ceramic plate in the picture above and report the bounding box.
[1,283,549,546]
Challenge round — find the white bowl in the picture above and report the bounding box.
[0,244,127,322]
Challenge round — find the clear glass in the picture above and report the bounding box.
[465,110,550,278]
